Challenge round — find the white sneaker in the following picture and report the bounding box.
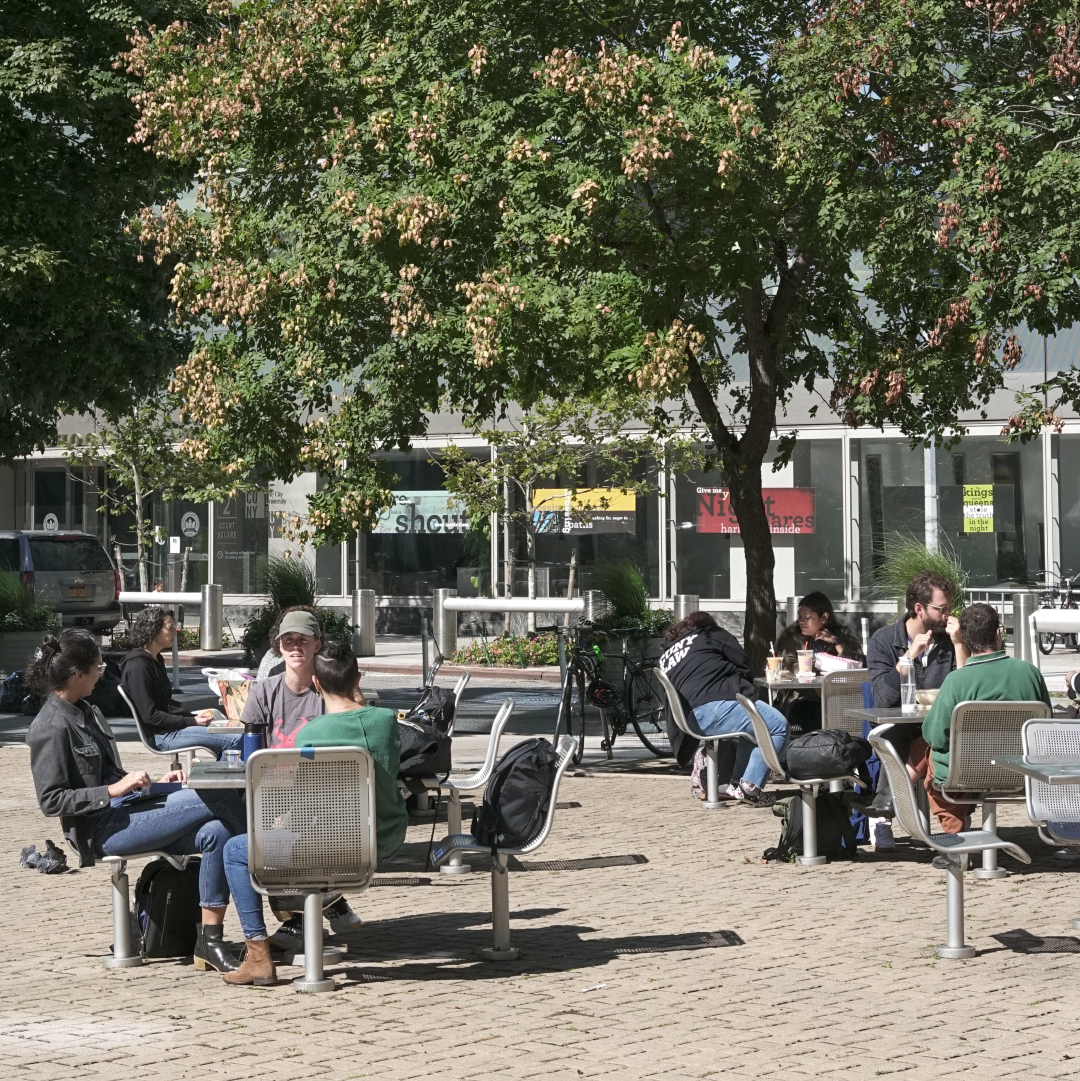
[870,817,895,850]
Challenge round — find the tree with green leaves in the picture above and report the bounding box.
[63,395,246,591]
[0,0,200,457]
[127,0,1080,670]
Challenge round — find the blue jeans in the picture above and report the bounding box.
[691,699,788,789]
[93,787,244,909]
[223,835,267,939]
[154,727,243,759]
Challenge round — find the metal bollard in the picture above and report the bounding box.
[432,587,458,658]
[673,594,700,620]
[200,583,223,651]
[1012,590,1038,662]
[582,589,610,623]
[352,589,376,656]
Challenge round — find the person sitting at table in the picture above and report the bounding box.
[220,640,408,986]
[26,628,245,974]
[910,602,1050,841]
[120,605,242,759]
[659,611,788,807]
[774,591,865,733]
[241,606,326,748]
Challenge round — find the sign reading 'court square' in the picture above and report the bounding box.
[696,487,816,534]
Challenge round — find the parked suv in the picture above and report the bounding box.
[0,531,121,633]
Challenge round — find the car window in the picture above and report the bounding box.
[28,538,113,572]
[0,539,20,573]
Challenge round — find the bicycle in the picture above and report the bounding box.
[1035,570,1080,654]
[552,627,672,764]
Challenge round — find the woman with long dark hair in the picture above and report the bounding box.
[25,629,244,973]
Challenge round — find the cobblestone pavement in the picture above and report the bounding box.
[7,729,1080,1081]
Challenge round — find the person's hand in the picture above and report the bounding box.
[107,770,151,799]
[945,615,963,644]
[193,710,215,726]
[905,630,933,660]
[814,629,837,645]
[158,769,186,784]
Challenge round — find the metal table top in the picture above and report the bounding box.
[992,755,1080,785]
[845,706,928,727]
[184,760,247,790]
[753,676,824,691]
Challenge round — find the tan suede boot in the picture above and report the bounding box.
[222,938,277,986]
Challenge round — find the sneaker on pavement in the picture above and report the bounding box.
[735,781,776,808]
[870,818,895,850]
[932,854,954,869]
[326,896,363,934]
[268,915,303,953]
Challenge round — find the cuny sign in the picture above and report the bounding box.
[372,492,470,534]
[696,487,816,534]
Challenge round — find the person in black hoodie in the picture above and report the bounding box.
[120,605,242,759]
[659,611,788,806]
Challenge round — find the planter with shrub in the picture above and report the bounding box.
[0,572,60,673]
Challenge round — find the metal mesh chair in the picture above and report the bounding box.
[737,694,866,866]
[423,698,515,875]
[431,734,577,960]
[247,746,378,992]
[117,685,218,774]
[444,671,471,737]
[655,669,753,809]
[869,726,1030,959]
[821,670,870,737]
[937,700,1051,879]
[1022,719,1080,927]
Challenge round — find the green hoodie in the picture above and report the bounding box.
[920,650,1051,780]
[296,706,409,863]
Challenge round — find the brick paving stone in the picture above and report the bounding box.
[7,742,1080,1079]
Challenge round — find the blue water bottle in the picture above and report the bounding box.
[241,721,267,762]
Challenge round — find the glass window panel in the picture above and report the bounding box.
[213,490,268,593]
[34,469,67,529]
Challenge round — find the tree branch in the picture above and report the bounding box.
[764,250,814,339]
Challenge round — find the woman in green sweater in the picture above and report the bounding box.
[219,641,409,985]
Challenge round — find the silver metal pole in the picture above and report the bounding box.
[702,742,722,809]
[102,864,142,968]
[432,587,458,658]
[480,855,519,960]
[673,594,700,621]
[440,791,470,876]
[199,583,223,650]
[421,614,430,685]
[797,787,826,866]
[938,855,976,958]
[294,891,335,992]
[973,802,1006,879]
[1012,590,1037,663]
[352,588,376,656]
[171,635,180,692]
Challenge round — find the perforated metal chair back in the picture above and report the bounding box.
[943,700,1052,795]
[654,668,694,737]
[1022,719,1080,839]
[821,670,869,736]
[735,693,786,778]
[246,747,377,892]
[869,729,934,847]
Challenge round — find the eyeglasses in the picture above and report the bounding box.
[924,602,950,615]
[96,663,107,672]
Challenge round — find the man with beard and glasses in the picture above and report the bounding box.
[863,571,969,849]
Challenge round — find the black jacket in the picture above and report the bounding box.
[659,627,757,765]
[25,695,125,866]
[120,648,189,733]
[866,618,957,707]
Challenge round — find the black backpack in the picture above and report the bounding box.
[397,718,452,777]
[403,684,456,733]
[472,738,558,852]
[786,729,872,782]
[763,792,858,863]
[132,858,202,958]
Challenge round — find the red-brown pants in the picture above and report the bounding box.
[907,736,977,834]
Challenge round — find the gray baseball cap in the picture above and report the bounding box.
[276,610,322,640]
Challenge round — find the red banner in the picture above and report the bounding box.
[696,487,816,535]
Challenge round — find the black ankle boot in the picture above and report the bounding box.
[193,924,240,973]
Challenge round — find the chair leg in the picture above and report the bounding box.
[798,786,826,866]
[413,789,435,819]
[170,751,182,773]
[481,854,519,961]
[938,854,976,959]
[293,891,336,992]
[440,790,471,876]
[973,801,1007,880]
[102,861,143,969]
[828,779,843,794]
[701,742,724,810]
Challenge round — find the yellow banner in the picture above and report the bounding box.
[533,488,636,512]
[963,484,993,534]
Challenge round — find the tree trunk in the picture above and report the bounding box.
[725,464,776,677]
[524,494,537,633]
[133,470,148,593]
[563,548,577,631]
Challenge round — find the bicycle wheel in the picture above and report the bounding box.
[1038,632,1057,655]
[628,666,673,758]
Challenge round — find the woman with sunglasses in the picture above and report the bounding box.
[25,629,245,973]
